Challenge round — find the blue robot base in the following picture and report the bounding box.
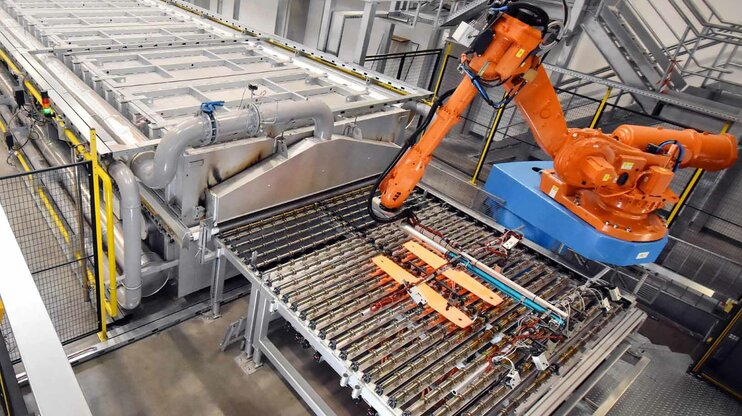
[484,161,668,266]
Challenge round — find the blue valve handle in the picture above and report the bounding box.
[200,101,225,144]
[200,100,225,114]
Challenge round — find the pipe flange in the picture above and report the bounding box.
[243,102,261,137]
[200,112,218,146]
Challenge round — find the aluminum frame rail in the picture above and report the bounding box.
[217,184,646,416]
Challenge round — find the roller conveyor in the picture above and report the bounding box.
[217,183,646,416]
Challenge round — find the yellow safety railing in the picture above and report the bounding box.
[470,92,509,185]
[589,87,613,129]
[430,42,453,102]
[0,47,46,110]
[87,129,117,340]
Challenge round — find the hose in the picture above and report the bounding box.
[367,89,456,223]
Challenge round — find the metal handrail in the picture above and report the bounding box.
[88,129,117,340]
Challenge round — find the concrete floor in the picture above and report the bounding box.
[12,276,737,416]
[25,295,368,416]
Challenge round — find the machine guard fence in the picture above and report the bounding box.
[0,160,101,361]
[365,48,443,91]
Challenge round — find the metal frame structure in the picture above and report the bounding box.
[215,174,648,415]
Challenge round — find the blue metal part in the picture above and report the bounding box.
[200,100,225,114]
[200,101,225,144]
[447,253,564,325]
[484,161,668,266]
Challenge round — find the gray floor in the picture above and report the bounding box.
[19,292,739,416]
[24,296,368,416]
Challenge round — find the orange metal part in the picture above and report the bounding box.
[403,241,504,307]
[372,255,421,285]
[379,12,738,242]
[403,241,447,268]
[372,255,473,328]
[413,284,474,328]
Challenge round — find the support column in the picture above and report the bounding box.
[318,0,337,51]
[353,1,378,65]
[275,0,291,38]
[243,284,260,358]
[420,28,444,87]
[210,251,226,318]
[375,21,396,73]
[232,0,240,20]
[251,292,272,366]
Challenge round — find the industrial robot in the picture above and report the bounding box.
[368,0,737,266]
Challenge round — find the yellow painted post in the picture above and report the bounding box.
[100,173,116,316]
[471,93,509,185]
[90,129,108,341]
[431,42,453,101]
[693,305,742,373]
[589,87,612,129]
[666,121,732,226]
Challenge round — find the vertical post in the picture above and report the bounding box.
[275,0,290,38]
[428,49,443,91]
[74,164,87,290]
[470,93,508,185]
[376,22,395,73]
[431,42,452,100]
[317,0,337,51]
[666,121,732,227]
[396,54,406,80]
[252,294,272,366]
[353,1,378,65]
[90,129,107,341]
[589,87,612,129]
[243,284,260,358]
[232,0,241,20]
[210,251,226,318]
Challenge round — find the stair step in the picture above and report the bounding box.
[599,5,663,86]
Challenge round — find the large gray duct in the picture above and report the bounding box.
[132,100,334,189]
[35,134,152,310]
[108,162,143,310]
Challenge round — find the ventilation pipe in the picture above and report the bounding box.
[402,101,433,130]
[108,162,144,310]
[132,100,334,189]
[402,101,431,118]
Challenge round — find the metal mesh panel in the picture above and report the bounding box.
[0,162,100,361]
[366,49,442,90]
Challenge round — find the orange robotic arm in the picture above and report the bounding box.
[376,11,738,242]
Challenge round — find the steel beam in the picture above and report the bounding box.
[354,1,379,65]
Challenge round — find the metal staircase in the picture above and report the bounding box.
[581,0,741,122]
[385,0,490,28]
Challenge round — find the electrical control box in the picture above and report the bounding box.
[452,22,480,48]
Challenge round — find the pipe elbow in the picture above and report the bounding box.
[261,100,334,139]
[109,161,143,310]
[402,101,431,118]
[300,101,333,139]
